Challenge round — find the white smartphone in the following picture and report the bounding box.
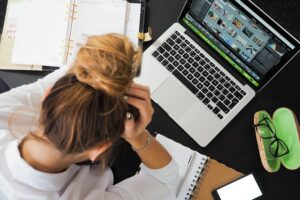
[212,174,263,200]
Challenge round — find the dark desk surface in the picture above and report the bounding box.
[1,0,300,199]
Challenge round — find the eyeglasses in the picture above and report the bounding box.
[253,115,289,157]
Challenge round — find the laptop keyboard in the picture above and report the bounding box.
[151,31,247,119]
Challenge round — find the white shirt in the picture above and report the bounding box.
[0,66,179,200]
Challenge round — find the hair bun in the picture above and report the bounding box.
[70,34,141,97]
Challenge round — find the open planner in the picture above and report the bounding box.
[0,0,144,69]
[10,0,127,67]
[156,134,243,200]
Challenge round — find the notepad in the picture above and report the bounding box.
[156,134,243,200]
[11,0,127,67]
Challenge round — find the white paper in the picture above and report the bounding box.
[2,4,19,40]
[0,0,42,70]
[12,0,70,66]
[67,0,127,63]
[156,134,208,200]
[125,3,141,46]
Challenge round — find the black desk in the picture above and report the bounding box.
[1,0,300,199]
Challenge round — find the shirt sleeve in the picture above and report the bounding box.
[105,158,179,200]
[0,66,69,109]
[0,66,69,130]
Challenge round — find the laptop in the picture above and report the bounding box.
[135,0,300,147]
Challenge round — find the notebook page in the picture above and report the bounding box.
[0,0,42,70]
[125,3,141,46]
[12,0,70,66]
[66,0,127,64]
[156,134,208,200]
[176,152,208,199]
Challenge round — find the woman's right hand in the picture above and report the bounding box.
[121,83,154,145]
[121,84,172,169]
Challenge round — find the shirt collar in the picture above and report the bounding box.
[5,140,80,192]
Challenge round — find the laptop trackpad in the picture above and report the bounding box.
[152,78,196,120]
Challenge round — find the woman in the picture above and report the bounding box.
[0,34,179,199]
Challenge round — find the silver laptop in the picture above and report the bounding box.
[135,0,300,146]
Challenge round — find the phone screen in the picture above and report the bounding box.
[213,174,262,200]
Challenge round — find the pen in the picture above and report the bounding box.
[176,151,196,197]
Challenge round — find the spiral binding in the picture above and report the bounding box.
[63,1,78,63]
[183,157,210,200]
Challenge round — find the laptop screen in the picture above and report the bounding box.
[180,0,300,88]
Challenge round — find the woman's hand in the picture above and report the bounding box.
[122,83,154,143]
[122,84,172,169]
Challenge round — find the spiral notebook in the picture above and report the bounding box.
[156,134,243,200]
[11,0,127,67]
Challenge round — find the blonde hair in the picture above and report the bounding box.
[22,34,141,167]
[70,34,141,96]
